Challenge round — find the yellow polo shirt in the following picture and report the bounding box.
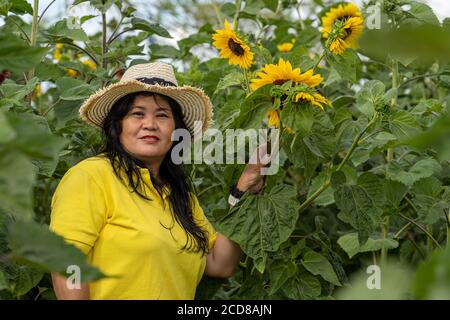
[49,155,217,300]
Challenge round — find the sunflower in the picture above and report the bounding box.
[321,2,364,55]
[212,20,254,69]
[82,59,97,70]
[267,109,280,128]
[34,83,41,99]
[277,42,294,53]
[67,68,78,77]
[53,44,62,61]
[250,58,323,91]
[294,91,332,111]
[266,109,293,133]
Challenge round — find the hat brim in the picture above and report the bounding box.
[79,79,213,134]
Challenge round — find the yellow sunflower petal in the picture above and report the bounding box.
[212,20,254,69]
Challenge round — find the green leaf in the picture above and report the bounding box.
[131,18,172,38]
[0,77,39,100]
[325,50,361,82]
[0,151,35,219]
[307,172,334,206]
[406,1,440,26]
[46,20,89,42]
[333,173,385,244]
[80,15,97,25]
[411,177,448,225]
[282,271,321,299]
[0,109,17,144]
[281,104,314,136]
[35,60,66,81]
[389,110,421,140]
[214,72,244,93]
[386,158,442,187]
[384,179,408,211]
[216,184,300,273]
[56,77,95,101]
[7,217,105,282]
[0,34,48,73]
[0,269,8,291]
[263,0,278,11]
[283,134,320,184]
[76,0,115,13]
[149,44,180,59]
[6,112,67,162]
[398,114,450,161]
[232,85,272,130]
[415,247,450,299]
[338,233,399,259]
[356,80,385,118]
[303,112,336,159]
[302,251,341,286]
[269,259,297,294]
[10,265,43,297]
[4,0,32,15]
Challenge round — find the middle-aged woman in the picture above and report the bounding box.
[50,62,267,300]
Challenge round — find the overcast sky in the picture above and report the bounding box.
[30,0,450,39]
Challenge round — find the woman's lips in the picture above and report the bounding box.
[140,135,160,143]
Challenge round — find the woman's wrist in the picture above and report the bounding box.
[236,179,249,193]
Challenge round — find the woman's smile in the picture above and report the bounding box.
[119,94,176,166]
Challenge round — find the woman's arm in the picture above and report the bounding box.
[204,234,244,278]
[205,144,271,278]
[51,272,90,300]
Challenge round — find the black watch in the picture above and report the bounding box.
[229,183,246,199]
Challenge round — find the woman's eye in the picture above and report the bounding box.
[156,113,168,118]
[131,112,144,117]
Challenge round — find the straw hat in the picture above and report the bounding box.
[79,62,213,134]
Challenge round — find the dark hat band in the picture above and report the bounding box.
[135,77,176,87]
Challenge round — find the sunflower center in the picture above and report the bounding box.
[228,39,245,56]
[273,79,287,85]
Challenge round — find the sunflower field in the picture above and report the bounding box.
[0,0,450,300]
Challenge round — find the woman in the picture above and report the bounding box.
[50,62,265,300]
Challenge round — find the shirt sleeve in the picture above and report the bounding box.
[50,166,109,255]
[191,194,218,251]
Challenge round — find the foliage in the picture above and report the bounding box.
[0,0,449,300]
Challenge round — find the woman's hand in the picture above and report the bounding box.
[236,143,271,194]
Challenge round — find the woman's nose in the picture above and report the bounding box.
[142,115,157,130]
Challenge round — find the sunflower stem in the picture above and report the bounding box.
[243,68,250,95]
[101,12,108,70]
[28,0,39,79]
[298,113,379,212]
[211,1,223,25]
[380,216,389,267]
[386,58,398,162]
[312,50,326,72]
[233,0,242,27]
[296,0,306,30]
[26,0,39,104]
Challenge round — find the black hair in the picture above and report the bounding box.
[100,91,209,256]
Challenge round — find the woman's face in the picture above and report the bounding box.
[120,94,176,166]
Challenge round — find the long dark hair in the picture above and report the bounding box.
[100,91,209,256]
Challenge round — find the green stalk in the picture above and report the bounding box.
[386,58,398,162]
[447,209,450,247]
[427,225,433,256]
[233,0,241,26]
[381,58,399,263]
[101,12,107,70]
[380,216,389,266]
[211,1,223,25]
[243,68,250,95]
[312,50,326,72]
[298,113,378,212]
[27,0,39,80]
